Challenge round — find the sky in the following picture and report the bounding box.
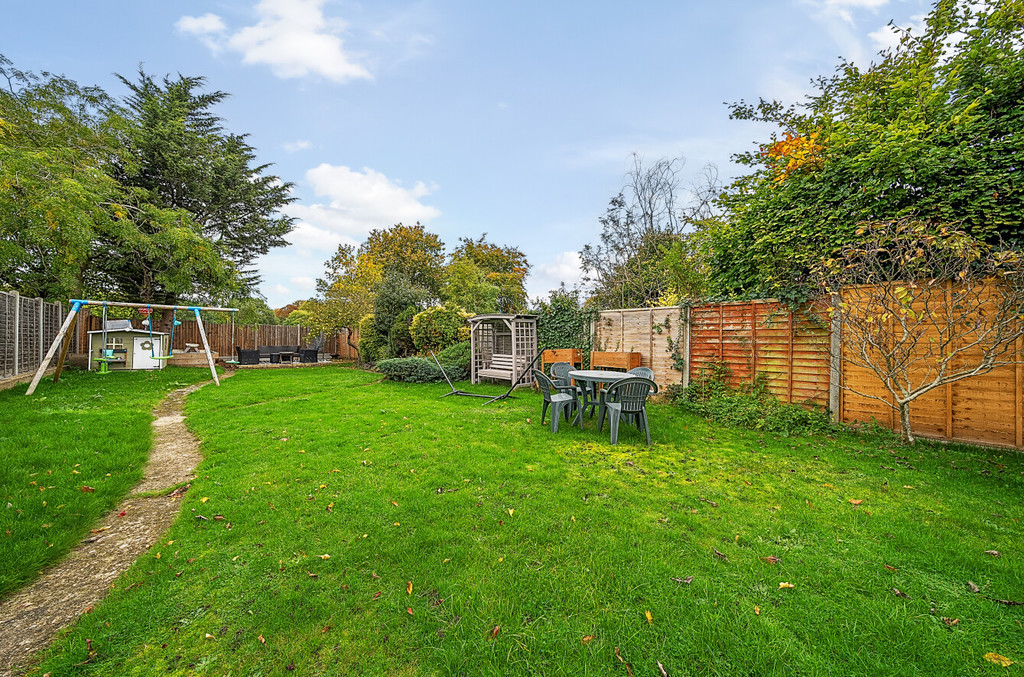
[3,0,931,309]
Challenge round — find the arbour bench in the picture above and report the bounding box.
[477,354,515,381]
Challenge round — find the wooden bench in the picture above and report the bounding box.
[477,354,515,381]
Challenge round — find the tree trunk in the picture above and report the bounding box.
[898,401,915,444]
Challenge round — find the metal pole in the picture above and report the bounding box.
[69,299,239,313]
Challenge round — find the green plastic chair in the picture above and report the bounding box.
[599,376,658,445]
[533,369,581,433]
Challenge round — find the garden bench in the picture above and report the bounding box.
[477,354,515,381]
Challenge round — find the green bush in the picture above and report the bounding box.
[389,306,418,357]
[667,362,834,436]
[358,313,386,364]
[435,340,471,372]
[410,304,470,353]
[377,357,468,383]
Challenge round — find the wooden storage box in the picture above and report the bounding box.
[541,348,583,369]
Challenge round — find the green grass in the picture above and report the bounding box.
[14,366,1024,675]
[0,366,218,596]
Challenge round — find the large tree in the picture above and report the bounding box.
[305,243,378,353]
[0,57,228,303]
[712,0,1024,300]
[450,234,530,312]
[357,222,445,302]
[100,69,295,309]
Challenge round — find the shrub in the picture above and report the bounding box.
[377,357,468,383]
[389,306,418,357]
[667,362,834,436]
[435,340,471,372]
[410,304,470,353]
[358,313,386,364]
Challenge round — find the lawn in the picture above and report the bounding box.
[12,366,1024,675]
[0,367,219,597]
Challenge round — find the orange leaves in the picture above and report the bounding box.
[582,635,595,645]
[81,486,95,493]
[763,130,825,183]
[645,610,653,626]
[779,582,795,590]
[406,581,413,595]
[489,625,500,640]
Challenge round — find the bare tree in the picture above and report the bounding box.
[816,219,1024,443]
[580,154,719,309]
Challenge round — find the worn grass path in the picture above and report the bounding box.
[0,374,231,676]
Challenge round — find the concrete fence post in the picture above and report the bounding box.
[829,297,842,423]
[12,291,19,377]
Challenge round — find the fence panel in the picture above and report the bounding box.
[0,291,65,380]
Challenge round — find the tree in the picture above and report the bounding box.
[101,69,295,308]
[372,273,428,358]
[305,244,378,353]
[442,255,499,314]
[816,219,1024,444]
[451,235,530,312]
[358,223,445,302]
[713,0,1024,299]
[581,155,718,309]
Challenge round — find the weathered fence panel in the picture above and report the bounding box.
[596,296,1023,449]
[0,291,65,380]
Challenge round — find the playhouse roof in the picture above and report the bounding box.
[87,328,168,335]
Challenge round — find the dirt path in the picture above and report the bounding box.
[0,376,230,676]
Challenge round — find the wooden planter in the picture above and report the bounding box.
[541,348,583,369]
[590,351,641,371]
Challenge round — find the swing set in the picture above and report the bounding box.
[26,299,239,396]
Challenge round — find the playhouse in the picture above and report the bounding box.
[87,320,170,371]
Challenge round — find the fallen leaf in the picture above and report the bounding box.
[117,510,126,517]
[391,500,398,506]
[205,633,214,640]
[967,581,980,593]
[201,497,209,503]
[754,605,761,616]
[892,588,909,598]
[508,508,514,516]
[307,572,318,579]
[406,581,413,595]
[372,571,380,580]
[258,634,266,644]
[614,646,634,676]
[942,617,959,626]
[849,499,863,505]
[779,582,795,589]
[990,598,1024,606]
[372,591,382,600]
[657,660,668,677]
[81,486,95,493]
[884,564,898,572]
[645,610,653,625]
[321,626,331,633]
[319,554,330,560]
[713,548,729,562]
[670,576,693,585]
[984,652,1014,667]
[490,625,500,639]
[407,607,414,615]
[581,635,595,645]
[985,550,1002,558]
[761,556,781,565]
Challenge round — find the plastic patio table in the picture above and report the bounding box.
[567,369,630,426]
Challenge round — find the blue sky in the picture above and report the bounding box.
[4,0,930,308]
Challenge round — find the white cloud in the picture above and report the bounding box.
[283,163,440,250]
[528,251,585,299]
[271,283,291,296]
[290,276,316,291]
[284,139,312,152]
[177,0,371,83]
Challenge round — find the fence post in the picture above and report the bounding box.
[829,298,842,423]
[12,291,19,377]
[682,305,691,389]
[39,297,45,363]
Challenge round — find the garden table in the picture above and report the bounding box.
[568,369,630,426]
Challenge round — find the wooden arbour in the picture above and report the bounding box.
[469,314,538,387]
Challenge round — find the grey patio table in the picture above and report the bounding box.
[568,369,630,426]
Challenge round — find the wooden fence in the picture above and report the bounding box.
[0,291,67,380]
[594,299,1022,449]
[68,311,359,361]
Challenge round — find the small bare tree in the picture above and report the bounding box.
[816,219,1024,444]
